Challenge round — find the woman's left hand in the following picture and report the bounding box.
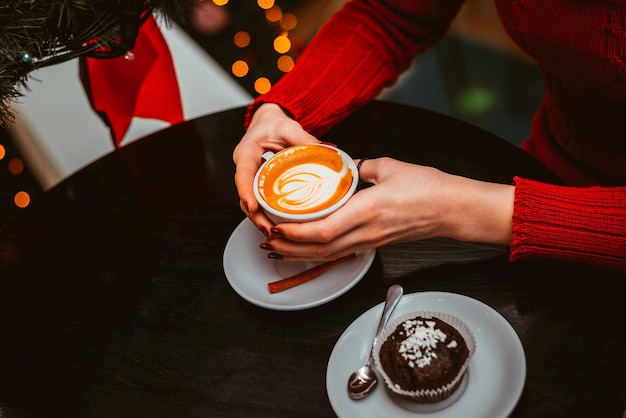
[260,157,515,261]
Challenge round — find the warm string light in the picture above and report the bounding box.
[273,34,290,54]
[229,1,299,94]
[277,55,294,72]
[232,60,249,77]
[8,157,24,175]
[257,0,275,10]
[234,31,250,48]
[0,140,31,212]
[254,77,272,94]
[14,191,30,209]
[280,13,297,31]
[265,6,282,23]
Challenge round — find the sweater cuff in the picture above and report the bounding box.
[244,98,295,130]
[510,176,626,270]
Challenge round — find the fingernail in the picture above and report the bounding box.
[320,141,337,147]
[268,252,284,260]
[260,242,275,251]
[270,227,285,237]
[259,226,269,239]
[243,200,250,214]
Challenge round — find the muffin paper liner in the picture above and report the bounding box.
[372,310,477,404]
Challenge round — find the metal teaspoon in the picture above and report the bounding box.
[347,284,404,400]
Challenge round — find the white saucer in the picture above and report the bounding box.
[223,218,376,311]
[327,291,526,417]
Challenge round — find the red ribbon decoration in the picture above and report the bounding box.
[83,15,184,147]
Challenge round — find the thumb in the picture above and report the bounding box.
[283,122,320,146]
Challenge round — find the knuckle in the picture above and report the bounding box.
[377,156,393,168]
[310,246,332,259]
[316,225,335,243]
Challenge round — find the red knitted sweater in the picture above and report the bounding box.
[245,0,626,270]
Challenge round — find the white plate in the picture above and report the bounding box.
[327,291,526,417]
[223,218,376,311]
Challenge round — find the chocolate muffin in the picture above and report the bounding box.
[373,312,475,403]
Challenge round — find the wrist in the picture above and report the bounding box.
[442,177,514,246]
[257,102,293,120]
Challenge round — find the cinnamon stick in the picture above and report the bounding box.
[268,253,356,294]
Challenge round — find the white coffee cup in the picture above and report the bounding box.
[253,143,359,224]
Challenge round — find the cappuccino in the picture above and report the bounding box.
[254,144,358,223]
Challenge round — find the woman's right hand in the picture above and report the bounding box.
[233,103,320,233]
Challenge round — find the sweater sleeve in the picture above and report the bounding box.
[245,0,465,136]
[510,176,626,270]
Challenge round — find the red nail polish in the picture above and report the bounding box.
[268,252,284,260]
[243,200,250,214]
[260,242,275,251]
[270,227,284,237]
[259,226,269,239]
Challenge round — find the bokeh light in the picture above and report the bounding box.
[265,6,282,23]
[273,35,291,54]
[232,60,249,77]
[193,1,231,35]
[254,77,272,94]
[456,87,496,116]
[190,1,302,99]
[234,31,250,48]
[277,55,294,72]
[8,158,24,175]
[14,191,30,209]
[280,13,297,30]
[257,0,274,10]
[0,144,5,160]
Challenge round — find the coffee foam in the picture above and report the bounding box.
[258,146,354,214]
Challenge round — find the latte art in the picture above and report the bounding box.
[271,163,350,212]
[256,144,355,216]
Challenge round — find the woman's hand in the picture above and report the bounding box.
[260,157,515,261]
[233,103,319,235]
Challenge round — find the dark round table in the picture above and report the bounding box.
[0,101,623,418]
